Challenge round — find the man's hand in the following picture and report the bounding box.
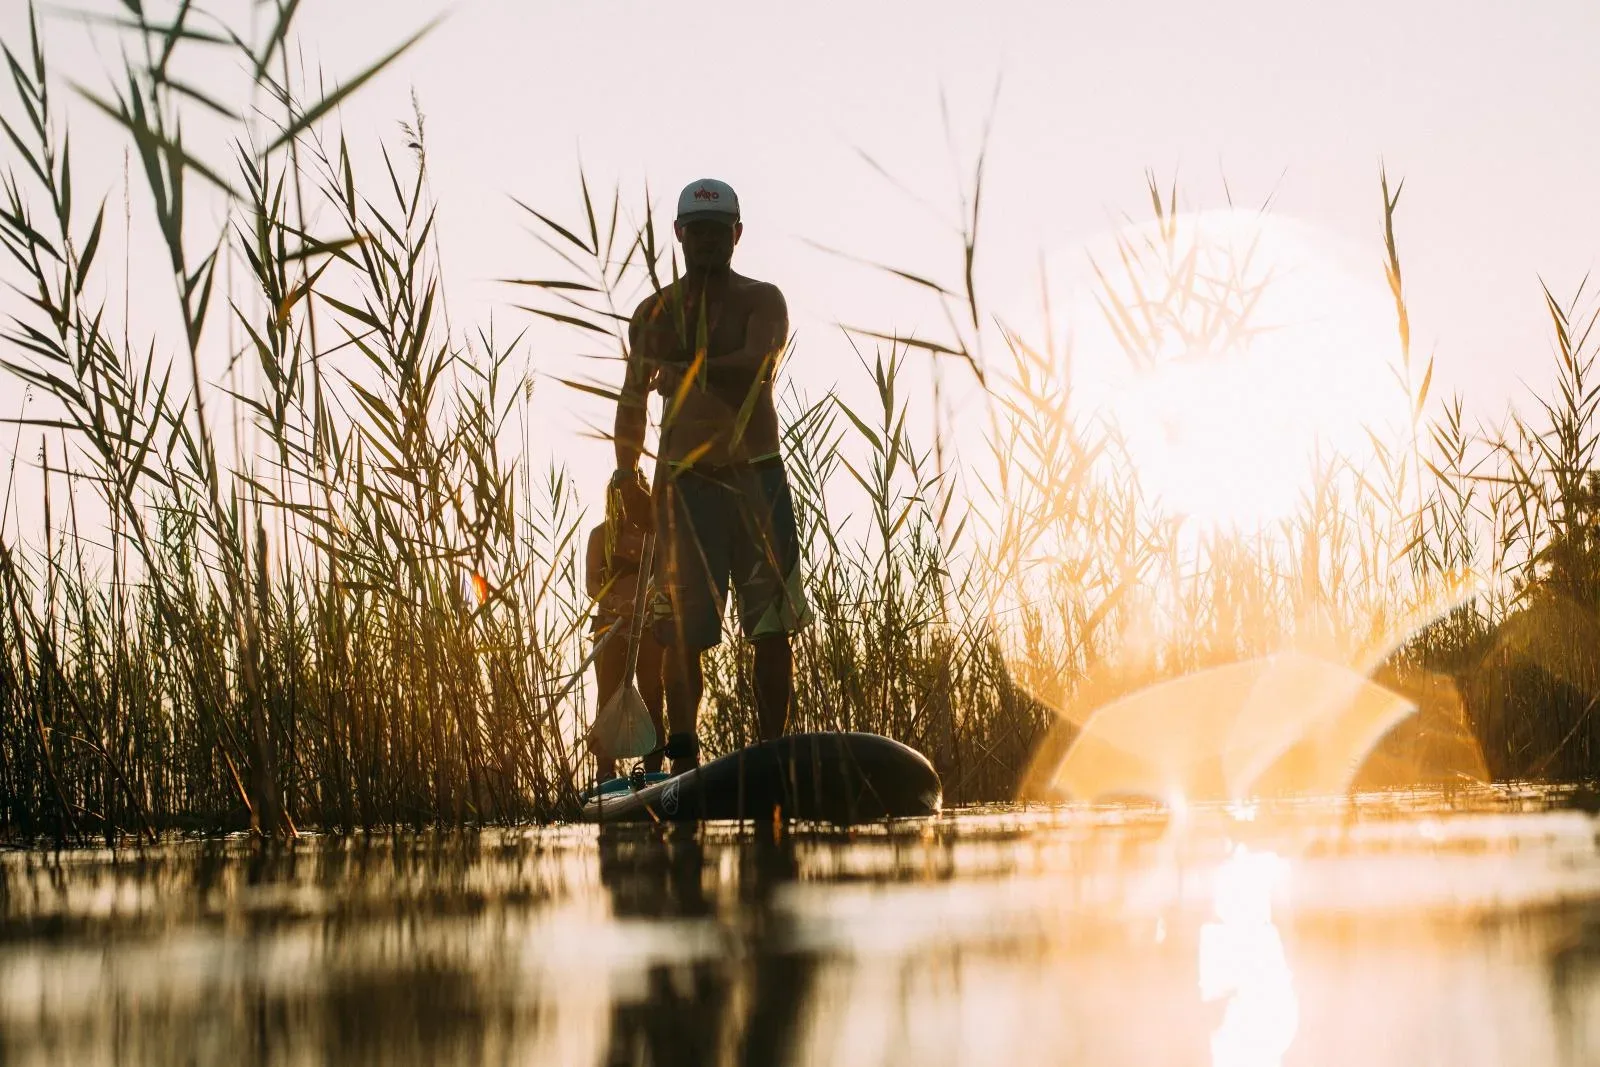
[654,362,686,398]
[608,468,654,534]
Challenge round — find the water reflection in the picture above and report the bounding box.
[1198,845,1297,1067]
[596,823,816,1065]
[2,797,1600,1065]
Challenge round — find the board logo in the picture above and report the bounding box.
[660,778,680,816]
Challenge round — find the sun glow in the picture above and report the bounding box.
[1051,210,1409,532]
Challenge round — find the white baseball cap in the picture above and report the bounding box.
[675,178,740,225]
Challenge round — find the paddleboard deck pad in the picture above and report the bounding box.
[580,732,942,824]
[580,771,671,804]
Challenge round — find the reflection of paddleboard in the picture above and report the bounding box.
[580,732,942,824]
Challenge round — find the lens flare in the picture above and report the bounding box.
[1051,651,1421,802]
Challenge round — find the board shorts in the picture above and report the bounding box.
[651,455,812,651]
[590,611,642,640]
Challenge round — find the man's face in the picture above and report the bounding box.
[676,218,740,272]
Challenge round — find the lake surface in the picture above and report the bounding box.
[3,790,1600,1066]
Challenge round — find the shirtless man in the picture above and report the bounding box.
[612,178,811,774]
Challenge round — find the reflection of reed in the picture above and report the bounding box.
[1,832,612,1064]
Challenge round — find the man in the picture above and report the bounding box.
[611,178,811,774]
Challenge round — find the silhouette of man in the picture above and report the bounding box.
[612,178,811,774]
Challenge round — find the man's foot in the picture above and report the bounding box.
[664,732,699,775]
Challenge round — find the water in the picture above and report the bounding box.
[4,791,1600,1066]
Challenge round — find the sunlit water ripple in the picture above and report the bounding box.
[3,788,1599,1066]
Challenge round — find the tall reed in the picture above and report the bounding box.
[3,2,1600,844]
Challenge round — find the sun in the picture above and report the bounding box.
[1047,210,1409,532]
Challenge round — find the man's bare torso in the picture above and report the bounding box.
[627,271,786,467]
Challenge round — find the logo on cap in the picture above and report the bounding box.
[677,178,739,222]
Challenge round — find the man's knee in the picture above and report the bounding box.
[662,638,705,679]
[651,610,724,657]
[752,632,791,659]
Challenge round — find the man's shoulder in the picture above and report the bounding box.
[627,287,665,326]
[629,284,678,323]
[730,272,785,304]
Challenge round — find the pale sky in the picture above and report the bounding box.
[3,0,1598,531]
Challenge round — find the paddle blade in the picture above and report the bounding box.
[588,684,658,759]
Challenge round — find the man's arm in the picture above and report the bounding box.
[584,525,606,600]
[703,284,788,401]
[614,297,657,471]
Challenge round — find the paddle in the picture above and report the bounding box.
[586,465,665,762]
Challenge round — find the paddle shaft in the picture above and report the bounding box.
[618,421,673,711]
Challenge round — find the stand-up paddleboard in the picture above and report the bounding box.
[580,732,942,824]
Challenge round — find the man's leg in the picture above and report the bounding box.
[732,459,811,741]
[752,633,792,741]
[662,639,704,772]
[635,629,667,773]
[653,467,731,774]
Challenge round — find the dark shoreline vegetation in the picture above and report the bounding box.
[0,5,1596,844]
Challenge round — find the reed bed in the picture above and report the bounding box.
[0,3,1597,842]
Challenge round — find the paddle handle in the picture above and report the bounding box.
[620,436,670,681]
